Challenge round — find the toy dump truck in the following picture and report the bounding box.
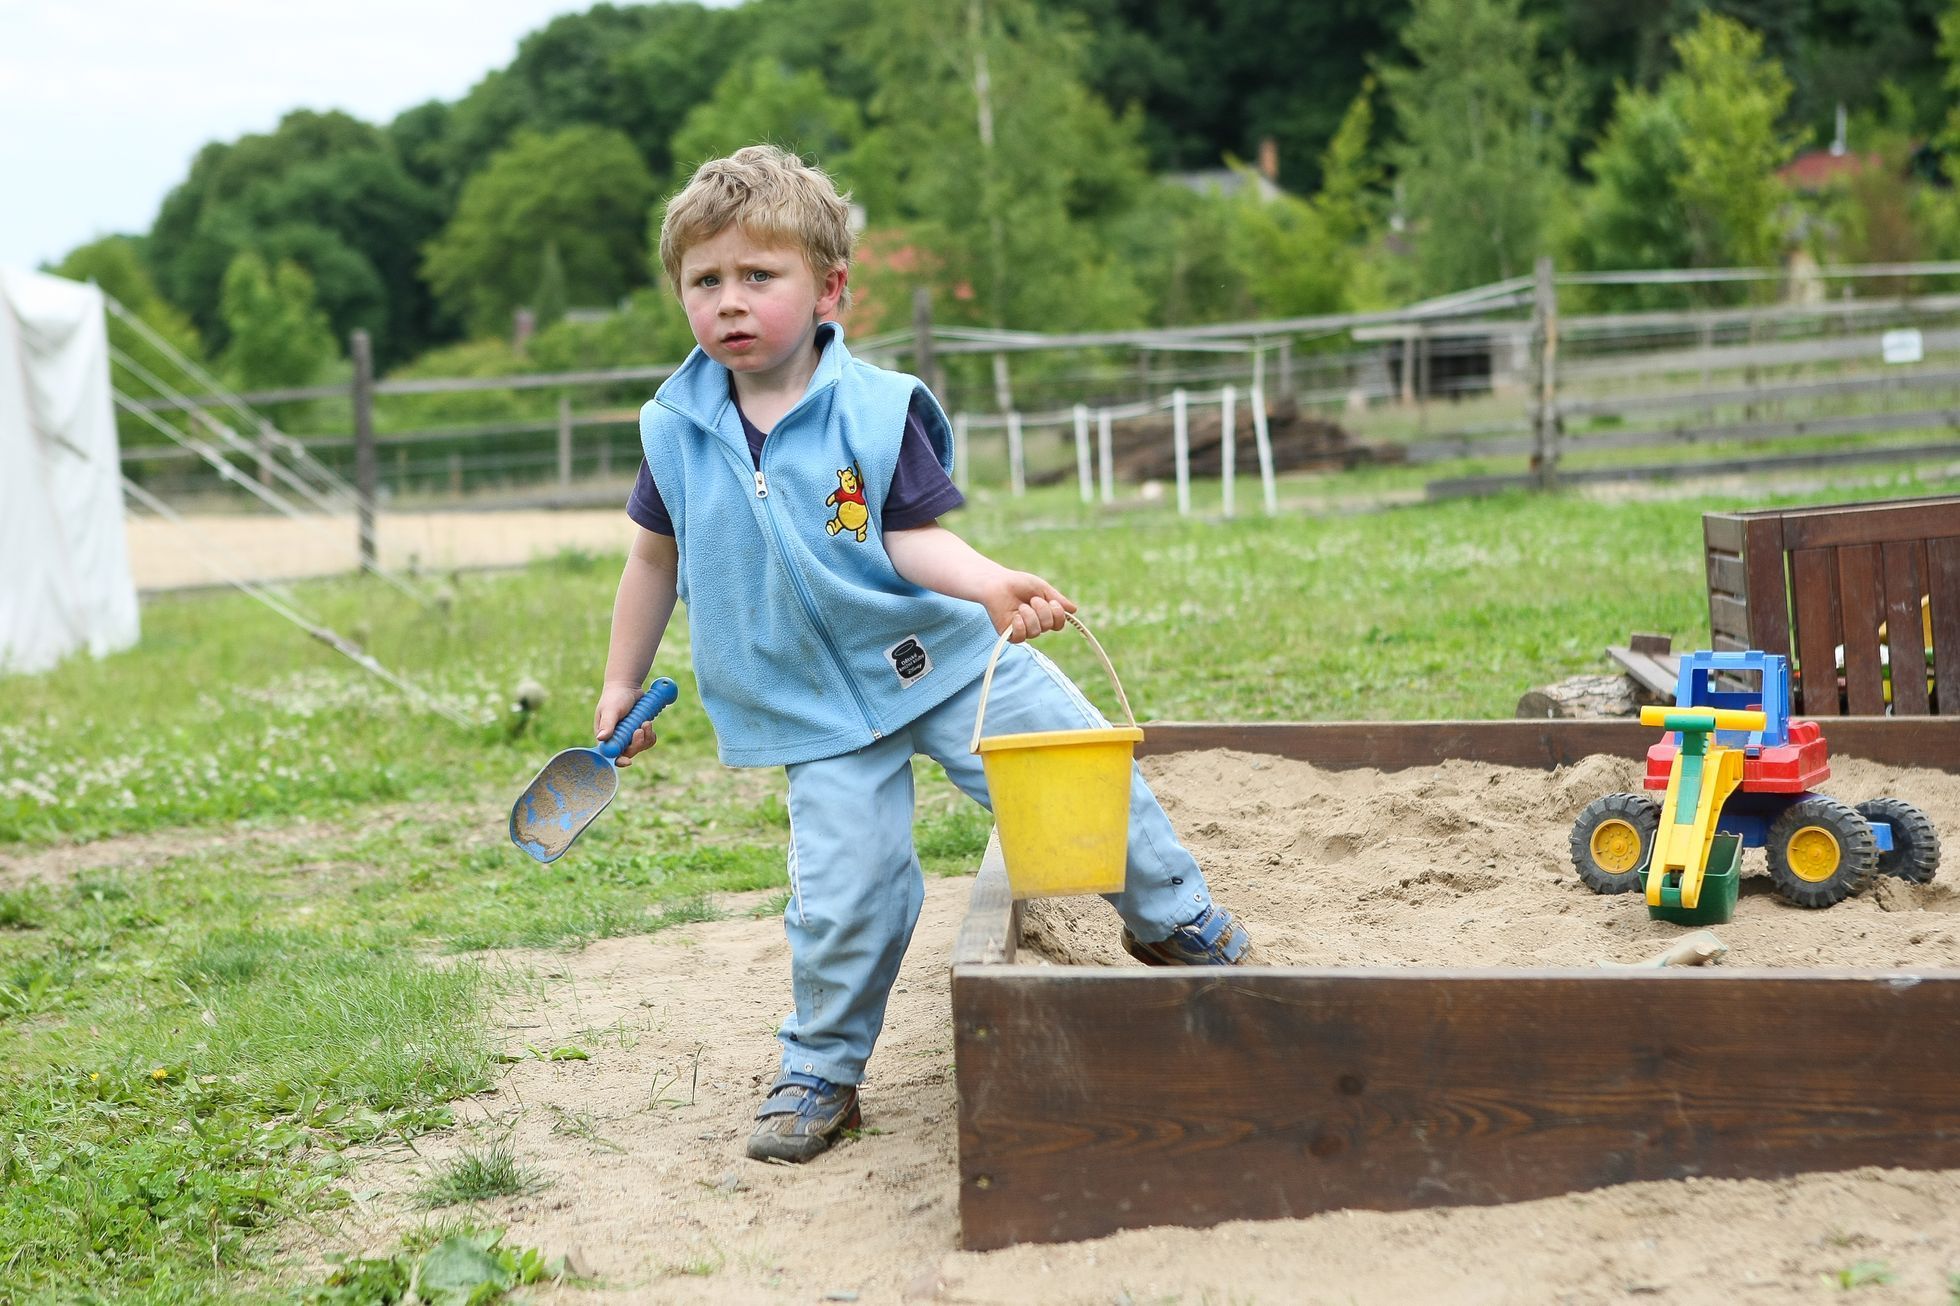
[1570,650,1940,923]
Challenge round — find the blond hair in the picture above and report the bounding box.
[657,145,854,306]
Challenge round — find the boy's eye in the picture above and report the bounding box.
[746,270,773,283]
[696,274,719,289]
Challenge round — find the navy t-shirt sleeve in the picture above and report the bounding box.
[626,457,673,535]
[883,396,965,530]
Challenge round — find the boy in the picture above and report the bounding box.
[596,145,1252,1164]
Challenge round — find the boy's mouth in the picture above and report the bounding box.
[720,332,757,350]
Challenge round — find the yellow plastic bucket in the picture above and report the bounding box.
[969,614,1143,899]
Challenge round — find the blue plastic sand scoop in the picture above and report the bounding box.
[509,678,679,863]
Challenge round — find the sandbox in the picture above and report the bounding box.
[950,718,1960,1251]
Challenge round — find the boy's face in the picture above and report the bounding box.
[677,225,846,386]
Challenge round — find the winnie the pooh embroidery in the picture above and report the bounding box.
[825,465,869,542]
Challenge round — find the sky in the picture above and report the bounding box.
[0,0,639,270]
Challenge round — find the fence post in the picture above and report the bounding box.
[1172,388,1191,517]
[1277,338,1294,401]
[1096,408,1114,504]
[1006,411,1025,496]
[912,287,939,396]
[1072,404,1093,503]
[1250,383,1277,516]
[351,329,377,570]
[557,395,573,486]
[1220,384,1237,518]
[256,418,276,488]
[1529,255,1561,490]
[992,352,1014,414]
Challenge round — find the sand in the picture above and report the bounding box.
[273,749,1960,1305]
[1024,750,1960,970]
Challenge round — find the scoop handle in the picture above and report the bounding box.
[601,678,679,759]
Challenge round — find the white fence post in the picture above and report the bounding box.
[1007,411,1025,497]
[1220,384,1237,519]
[1251,383,1277,515]
[1172,388,1191,517]
[1072,403,1093,503]
[1096,408,1114,504]
[556,394,573,486]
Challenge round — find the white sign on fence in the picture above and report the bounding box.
[1882,328,1925,365]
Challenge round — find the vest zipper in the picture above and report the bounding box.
[746,446,882,741]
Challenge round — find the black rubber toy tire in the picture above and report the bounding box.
[1766,796,1879,908]
[1855,797,1942,884]
[1570,793,1660,895]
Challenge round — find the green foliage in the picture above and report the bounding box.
[531,240,569,331]
[432,3,749,195]
[305,1227,565,1305]
[1565,12,1797,299]
[415,1144,539,1209]
[666,55,865,194]
[1828,1259,1894,1289]
[147,110,446,366]
[1315,78,1385,250]
[1378,0,1576,295]
[423,126,658,338]
[850,0,1152,331]
[1674,14,1798,271]
[218,250,340,389]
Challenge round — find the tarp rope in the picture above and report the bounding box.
[120,476,477,729]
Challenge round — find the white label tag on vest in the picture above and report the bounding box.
[884,634,932,688]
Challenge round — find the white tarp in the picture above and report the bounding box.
[0,269,139,674]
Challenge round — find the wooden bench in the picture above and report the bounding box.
[1703,495,1960,715]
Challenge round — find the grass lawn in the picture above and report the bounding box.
[4,465,1959,1300]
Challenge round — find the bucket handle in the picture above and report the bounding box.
[969,612,1138,754]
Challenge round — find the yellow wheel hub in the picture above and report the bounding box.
[1786,825,1843,882]
[1590,818,1645,873]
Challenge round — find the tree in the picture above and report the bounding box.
[422,126,657,338]
[1563,12,1796,293]
[146,111,445,365]
[431,2,750,194]
[532,241,569,331]
[1674,14,1797,271]
[1378,0,1577,296]
[849,0,1151,332]
[665,56,865,195]
[217,251,338,389]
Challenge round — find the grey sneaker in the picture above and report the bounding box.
[746,1071,861,1163]
[1121,903,1254,966]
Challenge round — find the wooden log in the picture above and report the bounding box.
[1132,717,1960,772]
[1515,673,1651,719]
[953,967,1960,1250]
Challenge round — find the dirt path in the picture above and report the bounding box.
[288,750,1960,1305]
[123,509,636,591]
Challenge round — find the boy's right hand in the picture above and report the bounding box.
[594,683,660,766]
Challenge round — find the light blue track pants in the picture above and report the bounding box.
[774,641,1216,1085]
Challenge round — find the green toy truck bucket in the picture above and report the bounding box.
[1648,831,1742,926]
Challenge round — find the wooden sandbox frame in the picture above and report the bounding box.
[950,718,1960,1251]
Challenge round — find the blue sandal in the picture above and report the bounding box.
[1122,903,1254,966]
[747,1071,861,1163]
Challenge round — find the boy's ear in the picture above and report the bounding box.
[816,263,847,316]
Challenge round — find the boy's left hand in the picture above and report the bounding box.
[987,571,1077,644]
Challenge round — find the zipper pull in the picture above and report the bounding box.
[754,470,768,498]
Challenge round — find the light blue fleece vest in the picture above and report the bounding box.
[640,324,1001,766]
